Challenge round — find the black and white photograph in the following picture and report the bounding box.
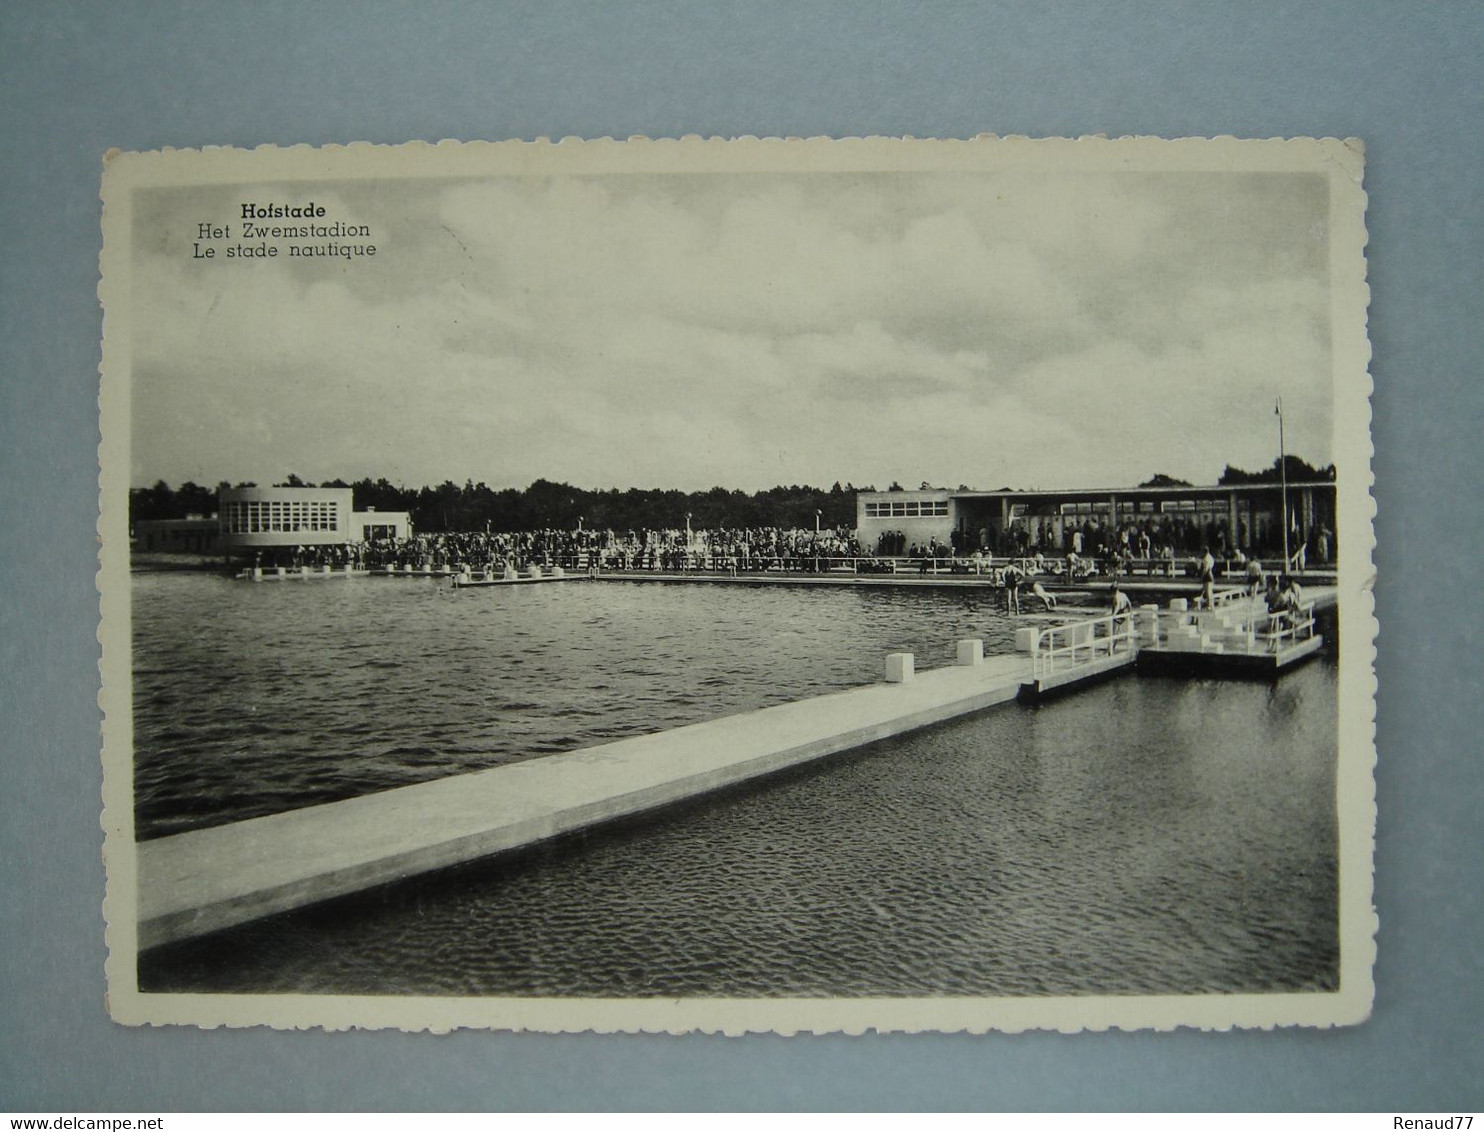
[98,136,1375,1032]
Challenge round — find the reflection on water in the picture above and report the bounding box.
[132,574,1058,838]
[135,574,1338,998]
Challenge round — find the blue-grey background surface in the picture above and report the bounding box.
[0,0,1479,1112]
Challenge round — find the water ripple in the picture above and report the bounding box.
[133,574,1339,999]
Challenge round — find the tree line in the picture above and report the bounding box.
[129,455,1335,533]
[129,477,868,533]
[1216,455,1336,485]
[1139,457,1335,489]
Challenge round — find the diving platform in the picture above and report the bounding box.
[1135,589,1329,673]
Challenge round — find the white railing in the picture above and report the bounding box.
[1253,603,1318,651]
[578,553,1109,577]
[1208,586,1249,609]
[1029,613,1140,681]
[1148,597,1317,656]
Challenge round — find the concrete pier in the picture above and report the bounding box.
[137,586,1338,948]
[138,648,1032,949]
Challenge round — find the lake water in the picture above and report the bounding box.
[134,572,1338,997]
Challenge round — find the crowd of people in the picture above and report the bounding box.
[257,521,1320,588]
[249,520,1316,645]
[933,513,1333,569]
[260,525,867,574]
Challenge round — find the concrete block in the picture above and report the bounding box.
[884,652,915,683]
[1014,626,1039,653]
[527,564,543,579]
[1169,597,1188,612]
[552,566,566,577]
[956,639,984,666]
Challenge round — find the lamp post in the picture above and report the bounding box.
[1276,396,1289,569]
[814,508,822,573]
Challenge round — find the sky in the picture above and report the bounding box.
[129,168,1334,492]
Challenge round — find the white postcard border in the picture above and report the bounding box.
[99,135,1375,1033]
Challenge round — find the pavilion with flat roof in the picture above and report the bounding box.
[856,481,1336,562]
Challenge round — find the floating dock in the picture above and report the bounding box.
[238,564,368,581]
[1135,589,1333,673]
[451,567,584,587]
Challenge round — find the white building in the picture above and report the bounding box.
[218,486,411,558]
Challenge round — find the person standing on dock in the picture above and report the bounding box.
[1244,553,1264,596]
[1001,562,1024,614]
[1199,546,1216,610]
[1110,580,1133,649]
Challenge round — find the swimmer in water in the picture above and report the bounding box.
[1030,580,1058,611]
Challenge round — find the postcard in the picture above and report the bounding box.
[99,135,1375,1031]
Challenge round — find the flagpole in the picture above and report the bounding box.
[1277,396,1289,568]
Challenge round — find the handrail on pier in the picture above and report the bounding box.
[1254,603,1318,651]
[1028,612,1139,681]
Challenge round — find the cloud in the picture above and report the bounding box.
[129,170,1334,492]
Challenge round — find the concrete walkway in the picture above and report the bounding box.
[138,652,1031,949]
